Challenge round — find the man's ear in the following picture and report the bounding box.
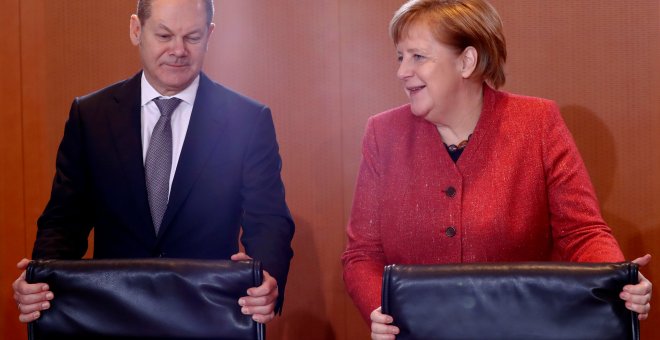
[204,23,215,51]
[459,46,478,79]
[129,14,142,46]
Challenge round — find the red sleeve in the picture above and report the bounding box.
[542,100,625,262]
[341,117,387,324]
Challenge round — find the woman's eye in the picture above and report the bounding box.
[413,54,425,61]
[396,55,403,63]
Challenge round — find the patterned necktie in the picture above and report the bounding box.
[145,97,182,234]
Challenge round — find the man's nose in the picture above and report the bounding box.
[170,38,187,57]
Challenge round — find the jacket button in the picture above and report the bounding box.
[445,226,456,237]
[444,186,456,197]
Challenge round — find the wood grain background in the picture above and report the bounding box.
[2,1,658,339]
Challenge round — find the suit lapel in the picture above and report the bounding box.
[158,73,227,236]
[107,72,155,237]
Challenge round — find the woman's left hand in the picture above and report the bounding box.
[620,254,652,320]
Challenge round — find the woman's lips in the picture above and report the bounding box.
[407,85,425,95]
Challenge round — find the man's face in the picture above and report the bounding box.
[130,0,214,96]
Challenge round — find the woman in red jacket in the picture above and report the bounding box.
[340,0,652,338]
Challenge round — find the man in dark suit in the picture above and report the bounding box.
[12,0,294,324]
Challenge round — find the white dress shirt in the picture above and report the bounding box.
[140,73,199,194]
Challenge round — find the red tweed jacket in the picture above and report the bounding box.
[341,85,625,323]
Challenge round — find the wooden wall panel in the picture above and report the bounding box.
[1,0,26,338]
[206,2,346,338]
[3,1,658,339]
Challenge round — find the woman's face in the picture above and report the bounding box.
[396,23,465,123]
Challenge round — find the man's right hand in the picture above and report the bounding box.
[12,258,53,323]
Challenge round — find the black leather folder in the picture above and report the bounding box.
[382,262,639,340]
[26,258,264,340]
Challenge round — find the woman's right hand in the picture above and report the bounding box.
[12,258,53,323]
[371,306,399,340]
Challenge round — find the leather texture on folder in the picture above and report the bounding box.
[382,262,639,340]
[26,258,264,340]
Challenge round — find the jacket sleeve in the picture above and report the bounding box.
[341,117,388,324]
[33,98,94,260]
[239,106,295,314]
[542,100,624,262]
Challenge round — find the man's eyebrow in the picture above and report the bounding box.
[156,23,204,36]
[156,23,173,33]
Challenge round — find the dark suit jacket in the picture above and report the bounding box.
[33,72,295,310]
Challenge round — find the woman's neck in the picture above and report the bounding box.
[435,84,484,146]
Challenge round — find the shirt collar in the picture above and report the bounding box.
[140,72,200,106]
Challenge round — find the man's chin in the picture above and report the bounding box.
[160,75,196,93]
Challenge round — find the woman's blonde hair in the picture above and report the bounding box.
[390,0,506,88]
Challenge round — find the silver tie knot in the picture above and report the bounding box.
[153,97,182,117]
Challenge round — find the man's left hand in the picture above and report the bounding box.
[231,252,278,323]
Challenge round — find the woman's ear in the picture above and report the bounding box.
[460,46,478,78]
